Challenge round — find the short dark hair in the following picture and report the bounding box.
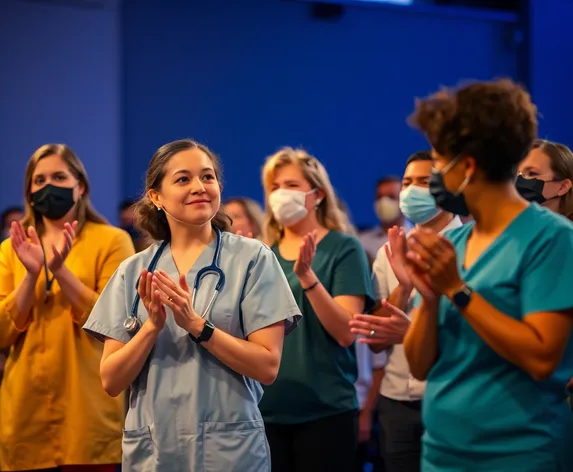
[408,79,537,182]
[405,150,432,168]
[376,175,401,187]
[1,206,23,228]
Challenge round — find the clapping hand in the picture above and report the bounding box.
[138,268,167,332]
[385,226,412,289]
[294,231,317,278]
[10,221,44,275]
[152,270,204,336]
[349,300,411,345]
[406,227,463,297]
[47,221,78,273]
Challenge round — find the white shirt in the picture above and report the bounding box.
[359,221,414,263]
[372,216,463,402]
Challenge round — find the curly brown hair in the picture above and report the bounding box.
[408,79,538,182]
[133,139,231,241]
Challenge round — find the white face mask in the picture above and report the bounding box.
[374,196,401,222]
[269,188,315,227]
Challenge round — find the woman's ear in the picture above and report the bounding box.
[558,178,573,196]
[148,189,161,209]
[315,188,326,206]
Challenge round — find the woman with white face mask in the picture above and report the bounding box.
[258,147,375,472]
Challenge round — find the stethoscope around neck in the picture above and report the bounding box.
[123,227,226,334]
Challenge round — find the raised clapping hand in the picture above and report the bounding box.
[10,221,44,275]
[152,270,204,336]
[294,231,317,278]
[385,226,412,289]
[405,227,463,298]
[47,221,78,272]
[138,269,167,332]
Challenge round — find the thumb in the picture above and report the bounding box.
[179,274,190,292]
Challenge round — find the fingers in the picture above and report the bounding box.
[10,223,22,247]
[28,226,40,245]
[153,270,183,302]
[51,244,62,262]
[138,269,149,299]
[381,299,409,320]
[236,230,243,236]
[247,232,253,238]
[178,274,190,293]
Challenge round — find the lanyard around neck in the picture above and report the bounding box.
[40,241,55,303]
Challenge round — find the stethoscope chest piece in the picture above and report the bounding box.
[123,316,140,334]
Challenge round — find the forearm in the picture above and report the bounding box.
[53,265,99,323]
[388,284,413,312]
[12,272,40,330]
[299,271,356,347]
[454,291,568,380]
[363,368,384,413]
[404,299,439,380]
[198,323,282,385]
[100,321,159,397]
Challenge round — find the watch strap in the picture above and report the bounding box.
[189,320,215,344]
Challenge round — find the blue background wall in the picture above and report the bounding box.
[122,0,517,227]
[0,0,121,223]
[1,0,571,228]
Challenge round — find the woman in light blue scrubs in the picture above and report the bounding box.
[83,139,302,472]
[401,79,573,471]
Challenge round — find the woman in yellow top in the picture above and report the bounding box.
[0,144,135,472]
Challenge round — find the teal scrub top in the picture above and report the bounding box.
[259,231,375,424]
[419,204,573,471]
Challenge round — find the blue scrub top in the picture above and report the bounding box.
[84,232,302,472]
[420,204,573,471]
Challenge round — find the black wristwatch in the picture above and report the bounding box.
[451,284,473,310]
[189,320,215,344]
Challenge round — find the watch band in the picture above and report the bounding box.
[189,320,215,344]
[451,284,473,309]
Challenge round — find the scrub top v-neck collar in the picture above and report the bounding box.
[459,204,532,275]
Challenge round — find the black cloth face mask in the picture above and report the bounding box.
[31,184,76,220]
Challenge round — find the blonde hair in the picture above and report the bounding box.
[22,144,107,236]
[262,147,354,245]
[225,197,266,240]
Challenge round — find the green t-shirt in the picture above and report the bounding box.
[259,231,374,424]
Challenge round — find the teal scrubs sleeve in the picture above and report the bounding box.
[520,227,573,315]
[240,246,302,337]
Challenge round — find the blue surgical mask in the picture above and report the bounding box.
[429,155,471,217]
[399,185,441,224]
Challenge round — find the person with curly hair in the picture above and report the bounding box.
[398,79,573,471]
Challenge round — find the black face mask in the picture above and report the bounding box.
[515,175,548,204]
[31,184,76,220]
[429,168,470,217]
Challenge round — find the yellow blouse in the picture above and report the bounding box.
[0,221,135,471]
